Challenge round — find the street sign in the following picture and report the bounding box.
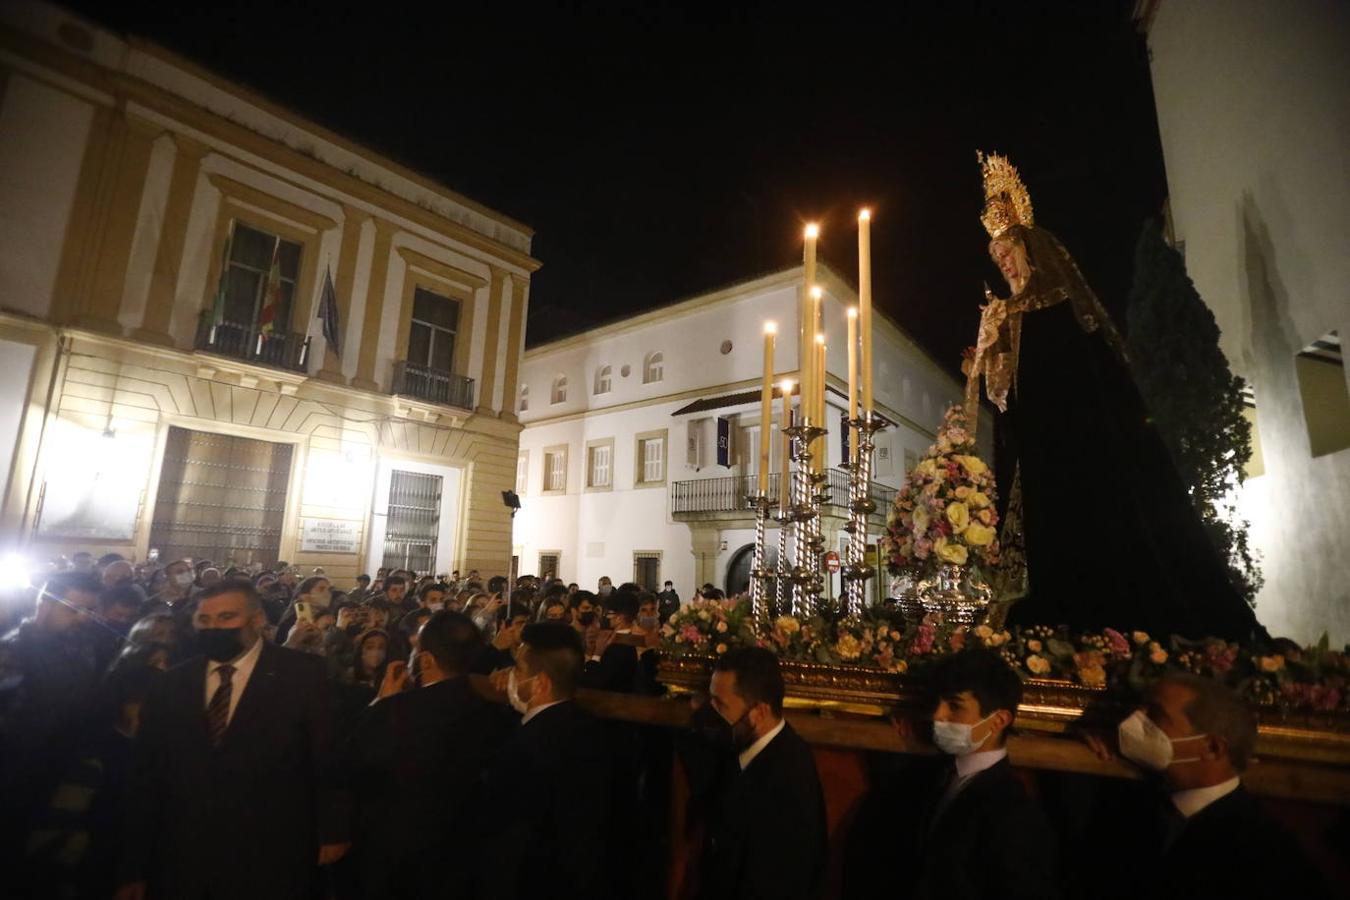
[824,550,841,573]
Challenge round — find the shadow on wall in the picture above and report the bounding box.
[1239,193,1350,641]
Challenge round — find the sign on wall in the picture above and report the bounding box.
[716,416,731,468]
[299,517,361,554]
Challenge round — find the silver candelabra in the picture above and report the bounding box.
[842,413,885,617]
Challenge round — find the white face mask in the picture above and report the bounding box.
[507,668,535,716]
[310,588,331,609]
[426,601,445,612]
[1117,710,1208,771]
[932,712,998,756]
[172,572,194,589]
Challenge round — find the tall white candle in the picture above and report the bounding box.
[847,306,859,428]
[759,322,776,496]
[802,224,819,426]
[858,209,873,416]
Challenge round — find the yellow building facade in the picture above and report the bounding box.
[0,3,537,581]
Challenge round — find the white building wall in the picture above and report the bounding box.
[515,268,986,598]
[1148,0,1350,644]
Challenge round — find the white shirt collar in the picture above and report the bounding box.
[521,699,566,726]
[1171,776,1241,819]
[954,747,1008,780]
[738,718,786,771]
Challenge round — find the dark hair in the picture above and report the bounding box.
[701,588,725,601]
[569,590,597,610]
[929,649,1023,725]
[417,610,483,676]
[357,574,371,585]
[106,661,158,712]
[99,583,146,611]
[42,571,102,599]
[713,647,785,715]
[384,575,408,589]
[418,581,447,601]
[297,575,328,597]
[195,578,263,612]
[605,591,639,620]
[1160,672,1258,770]
[543,596,568,613]
[520,623,585,699]
[488,575,508,594]
[97,552,125,567]
[399,607,433,635]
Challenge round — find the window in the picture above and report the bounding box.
[633,552,661,591]
[1296,331,1350,458]
[538,552,561,581]
[218,221,302,331]
[516,451,529,494]
[543,445,568,494]
[519,384,529,412]
[586,439,614,490]
[594,365,612,395]
[406,287,460,373]
[551,375,568,405]
[643,351,664,384]
[635,430,667,486]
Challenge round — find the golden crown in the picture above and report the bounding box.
[978,151,1034,238]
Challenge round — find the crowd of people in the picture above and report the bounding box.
[0,551,1332,899]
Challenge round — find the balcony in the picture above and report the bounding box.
[194,311,311,373]
[391,360,475,410]
[671,469,896,520]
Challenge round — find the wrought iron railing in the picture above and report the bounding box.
[194,311,311,373]
[671,469,895,515]
[391,361,475,410]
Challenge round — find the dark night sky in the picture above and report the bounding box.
[68,0,1168,373]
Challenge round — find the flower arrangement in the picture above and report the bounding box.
[882,404,1000,578]
[659,597,1350,714]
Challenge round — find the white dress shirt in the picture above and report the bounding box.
[521,699,566,726]
[1171,776,1241,819]
[738,718,786,771]
[204,635,264,727]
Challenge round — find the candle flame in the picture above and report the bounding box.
[815,333,826,345]
[780,379,794,393]
[764,321,777,335]
[847,306,858,319]
[859,208,872,221]
[804,223,820,239]
[810,285,823,300]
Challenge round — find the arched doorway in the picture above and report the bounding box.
[724,543,778,599]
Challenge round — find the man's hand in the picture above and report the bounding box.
[317,842,351,866]
[1082,730,1117,762]
[488,666,513,694]
[492,623,520,651]
[335,607,354,631]
[114,882,146,900]
[284,620,319,649]
[377,661,409,699]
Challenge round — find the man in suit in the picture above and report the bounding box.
[697,647,826,900]
[1092,672,1328,897]
[116,580,349,900]
[347,610,511,899]
[481,623,609,900]
[885,648,1059,900]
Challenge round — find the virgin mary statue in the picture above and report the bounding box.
[966,152,1265,643]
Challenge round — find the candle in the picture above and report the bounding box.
[802,224,819,427]
[814,333,826,471]
[847,306,859,428]
[779,378,793,514]
[858,209,873,416]
[809,285,823,424]
[759,322,776,496]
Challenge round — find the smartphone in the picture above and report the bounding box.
[295,600,314,624]
[148,548,160,563]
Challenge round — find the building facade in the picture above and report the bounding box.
[512,265,991,599]
[1142,0,1350,643]
[0,2,537,581]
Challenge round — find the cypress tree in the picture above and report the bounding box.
[1126,218,1261,605]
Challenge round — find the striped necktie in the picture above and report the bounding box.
[207,664,235,746]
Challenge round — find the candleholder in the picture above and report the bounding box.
[747,493,772,623]
[783,421,827,617]
[842,413,886,617]
[773,506,789,618]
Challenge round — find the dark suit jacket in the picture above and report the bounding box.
[1154,785,1328,898]
[897,756,1060,900]
[479,701,609,900]
[698,722,826,900]
[120,641,348,900]
[346,676,511,892]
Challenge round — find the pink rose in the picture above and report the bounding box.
[1103,628,1130,656]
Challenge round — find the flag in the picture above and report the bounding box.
[317,264,340,358]
[209,224,234,327]
[258,236,282,334]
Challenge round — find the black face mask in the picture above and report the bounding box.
[198,627,246,663]
[577,611,596,627]
[692,702,752,750]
